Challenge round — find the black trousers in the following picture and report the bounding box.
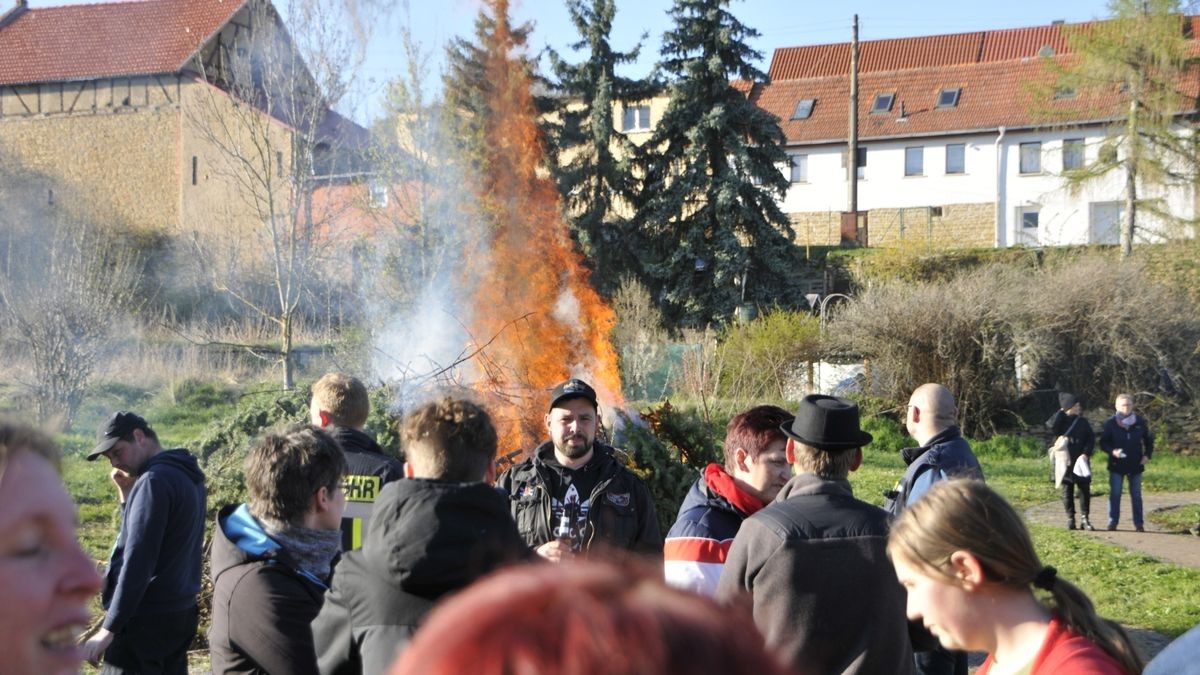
[100,605,197,675]
[1061,477,1091,519]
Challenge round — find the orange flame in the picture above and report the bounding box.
[465,0,624,456]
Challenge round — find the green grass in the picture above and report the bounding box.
[1148,504,1200,533]
[1032,522,1200,637]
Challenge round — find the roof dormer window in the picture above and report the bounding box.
[935,87,961,108]
[870,92,895,114]
[792,98,816,120]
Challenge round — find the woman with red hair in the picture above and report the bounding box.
[390,559,792,675]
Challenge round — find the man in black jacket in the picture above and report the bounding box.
[81,412,206,675]
[311,372,404,550]
[312,396,529,674]
[716,395,913,675]
[497,378,662,560]
[209,425,347,675]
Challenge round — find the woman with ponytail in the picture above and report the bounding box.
[887,479,1143,674]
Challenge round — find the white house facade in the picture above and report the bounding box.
[750,19,1199,250]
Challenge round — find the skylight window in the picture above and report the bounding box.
[870,92,895,114]
[936,88,961,108]
[792,98,816,120]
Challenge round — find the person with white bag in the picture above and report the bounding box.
[1046,393,1096,531]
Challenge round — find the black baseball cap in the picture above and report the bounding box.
[87,411,150,461]
[548,379,599,412]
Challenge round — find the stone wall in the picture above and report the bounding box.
[787,202,996,249]
[0,106,179,231]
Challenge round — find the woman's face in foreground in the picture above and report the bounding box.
[893,554,981,653]
[0,450,103,675]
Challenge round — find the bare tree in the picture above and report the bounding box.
[183,0,382,389]
[0,220,144,429]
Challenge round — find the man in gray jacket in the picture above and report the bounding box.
[717,395,913,675]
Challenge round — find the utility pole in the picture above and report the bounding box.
[848,14,859,214]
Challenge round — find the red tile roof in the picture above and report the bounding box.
[0,0,246,86]
[757,17,1200,145]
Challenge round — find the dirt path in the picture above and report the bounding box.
[1025,490,1200,569]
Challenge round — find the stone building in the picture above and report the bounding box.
[0,0,375,250]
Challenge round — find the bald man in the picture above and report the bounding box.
[885,383,985,675]
[884,384,984,517]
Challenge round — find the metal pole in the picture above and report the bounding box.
[848,15,859,215]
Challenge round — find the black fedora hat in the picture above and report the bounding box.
[780,395,873,451]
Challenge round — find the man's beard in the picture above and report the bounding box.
[556,435,592,459]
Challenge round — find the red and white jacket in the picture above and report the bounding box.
[663,463,765,596]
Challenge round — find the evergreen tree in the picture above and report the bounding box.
[636,0,800,327]
[543,0,656,298]
[1046,0,1198,258]
[443,2,538,169]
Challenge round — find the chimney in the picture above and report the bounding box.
[0,0,27,29]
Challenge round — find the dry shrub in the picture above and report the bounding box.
[829,255,1199,435]
[1005,256,1199,406]
[830,270,1013,435]
[612,276,670,400]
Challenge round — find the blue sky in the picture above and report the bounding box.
[27,0,1118,122]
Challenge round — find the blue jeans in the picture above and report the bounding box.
[1108,471,1143,527]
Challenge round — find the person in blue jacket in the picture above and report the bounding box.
[1099,394,1155,532]
[81,411,207,674]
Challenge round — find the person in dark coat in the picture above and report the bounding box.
[1099,394,1155,532]
[310,373,405,550]
[497,379,661,560]
[312,396,530,674]
[1046,393,1096,531]
[81,412,206,675]
[716,395,914,675]
[663,405,793,596]
[208,426,347,675]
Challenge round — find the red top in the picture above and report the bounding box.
[977,616,1131,675]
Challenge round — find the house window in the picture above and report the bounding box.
[792,98,815,120]
[936,88,961,108]
[789,154,808,183]
[904,147,924,176]
[276,151,284,176]
[1054,87,1077,100]
[1063,138,1085,171]
[1020,207,1040,229]
[945,144,965,174]
[368,179,388,208]
[192,156,198,186]
[842,147,867,179]
[870,92,895,114]
[1019,142,1042,174]
[622,105,651,132]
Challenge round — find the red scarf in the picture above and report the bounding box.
[704,463,767,516]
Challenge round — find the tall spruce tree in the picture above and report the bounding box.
[636,0,799,327]
[443,2,538,169]
[1047,0,1199,258]
[543,0,656,298]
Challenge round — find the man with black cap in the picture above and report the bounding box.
[79,411,206,675]
[716,395,913,675]
[497,378,661,560]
